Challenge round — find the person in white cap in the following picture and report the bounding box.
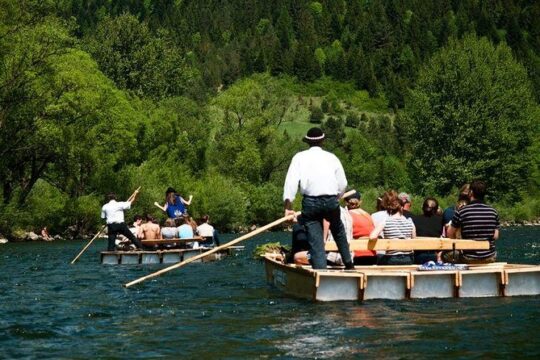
[283,127,353,270]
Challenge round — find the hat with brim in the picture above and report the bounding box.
[303,127,325,143]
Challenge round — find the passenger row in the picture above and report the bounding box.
[290,180,499,266]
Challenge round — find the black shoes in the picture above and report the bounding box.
[344,262,355,270]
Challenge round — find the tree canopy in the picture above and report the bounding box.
[404,35,537,202]
[0,1,539,237]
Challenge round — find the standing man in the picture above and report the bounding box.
[446,180,499,263]
[283,127,353,270]
[101,191,143,251]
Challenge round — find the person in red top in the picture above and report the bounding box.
[344,191,377,265]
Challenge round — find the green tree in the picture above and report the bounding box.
[139,96,212,175]
[404,35,537,201]
[86,13,201,100]
[309,105,324,123]
[321,116,345,150]
[211,74,296,183]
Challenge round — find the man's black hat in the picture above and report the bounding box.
[303,127,325,143]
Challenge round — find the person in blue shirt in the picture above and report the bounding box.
[154,187,193,219]
[442,183,470,235]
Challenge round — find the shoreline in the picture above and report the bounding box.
[1,221,540,244]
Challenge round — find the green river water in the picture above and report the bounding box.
[0,228,539,359]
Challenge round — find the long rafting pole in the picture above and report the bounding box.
[70,187,141,264]
[124,211,301,288]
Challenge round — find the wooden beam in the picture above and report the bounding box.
[324,237,490,251]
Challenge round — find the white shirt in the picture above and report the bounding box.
[283,147,347,201]
[371,210,389,227]
[197,223,214,237]
[101,200,131,224]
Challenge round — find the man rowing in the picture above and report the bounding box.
[283,127,354,270]
[101,191,143,251]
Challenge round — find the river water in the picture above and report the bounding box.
[0,227,539,359]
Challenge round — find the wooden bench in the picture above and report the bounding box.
[324,237,490,252]
[141,237,204,247]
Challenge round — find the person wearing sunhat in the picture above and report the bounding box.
[283,127,354,270]
[154,187,193,219]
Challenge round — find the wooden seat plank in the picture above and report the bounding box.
[324,237,490,251]
[141,237,203,246]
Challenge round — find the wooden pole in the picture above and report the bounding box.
[341,189,357,200]
[124,211,300,288]
[70,187,141,264]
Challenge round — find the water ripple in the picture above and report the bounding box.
[0,229,539,358]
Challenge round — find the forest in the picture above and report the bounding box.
[0,0,539,238]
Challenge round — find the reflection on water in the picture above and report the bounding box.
[0,227,539,358]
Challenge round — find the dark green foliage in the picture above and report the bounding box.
[47,0,540,101]
[321,98,330,113]
[345,113,360,128]
[85,13,203,100]
[1,1,539,237]
[321,116,345,150]
[309,106,324,124]
[404,35,537,202]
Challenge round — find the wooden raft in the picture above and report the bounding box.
[324,237,490,252]
[264,255,540,301]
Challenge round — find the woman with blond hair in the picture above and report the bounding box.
[370,190,416,265]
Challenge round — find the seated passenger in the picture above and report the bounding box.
[371,195,388,227]
[397,192,413,219]
[369,190,416,265]
[137,214,161,240]
[288,215,310,264]
[197,215,220,247]
[185,215,198,234]
[177,216,194,238]
[442,183,470,235]
[161,218,178,239]
[412,197,443,264]
[444,180,499,264]
[129,215,143,236]
[344,191,376,265]
[177,216,198,248]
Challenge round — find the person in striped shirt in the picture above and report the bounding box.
[445,180,500,264]
[369,190,416,265]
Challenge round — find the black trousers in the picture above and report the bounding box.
[107,223,142,251]
[301,195,352,269]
